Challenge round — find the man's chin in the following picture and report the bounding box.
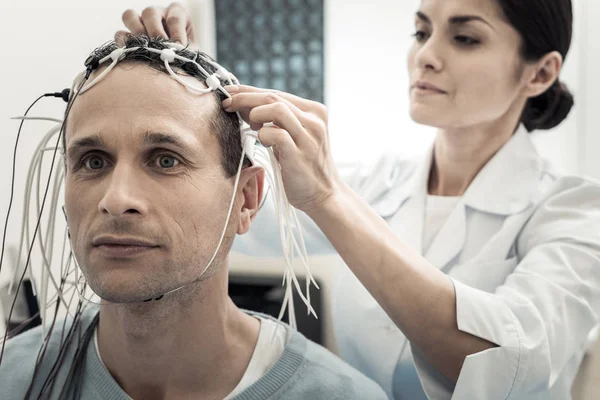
[86,281,167,304]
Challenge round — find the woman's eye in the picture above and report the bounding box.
[85,155,106,170]
[455,35,479,45]
[413,30,428,41]
[156,155,179,169]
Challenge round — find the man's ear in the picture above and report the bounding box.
[522,51,563,98]
[236,166,265,235]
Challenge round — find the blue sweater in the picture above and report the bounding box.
[0,307,387,399]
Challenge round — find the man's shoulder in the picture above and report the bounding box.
[284,331,387,400]
[0,324,46,392]
[0,307,98,395]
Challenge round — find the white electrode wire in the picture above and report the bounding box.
[33,137,63,272]
[33,140,62,268]
[78,46,219,97]
[261,146,314,279]
[8,121,62,293]
[12,140,67,311]
[5,118,73,340]
[251,147,318,321]
[252,149,315,326]
[39,162,65,334]
[163,60,213,94]
[10,117,63,124]
[266,147,317,316]
[78,53,122,95]
[8,123,70,314]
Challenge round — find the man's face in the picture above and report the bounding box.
[64,64,238,303]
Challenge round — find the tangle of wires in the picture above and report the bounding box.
[0,69,96,399]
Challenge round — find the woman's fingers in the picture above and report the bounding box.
[224,92,306,125]
[248,103,306,143]
[224,90,328,147]
[224,85,328,121]
[221,86,337,212]
[257,125,297,153]
[114,30,133,46]
[164,2,195,45]
[120,3,195,45]
[121,9,145,34]
[140,7,169,39]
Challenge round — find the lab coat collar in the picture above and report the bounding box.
[369,125,543,268]
[460,125,544,215]
[369,151,432,218]
[372,125,543,218]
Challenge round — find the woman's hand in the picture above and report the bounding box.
[116,2,196,46]
[222,85,343,213]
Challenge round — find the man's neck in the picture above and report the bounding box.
[96,268,260,400]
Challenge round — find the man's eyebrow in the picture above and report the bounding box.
[66,134,106,159]
[143,131,196,152]
[416,11,494,30]
[66,131,197,159]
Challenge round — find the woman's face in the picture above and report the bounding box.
[407,0,529,130]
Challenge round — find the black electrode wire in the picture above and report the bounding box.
[28,260,80,400]
[34,256,88,399]
[2,270,76,342]
[0,78,86,367]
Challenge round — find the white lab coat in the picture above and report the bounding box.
[232,126,600,399]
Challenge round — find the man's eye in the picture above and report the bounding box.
[84,155,106,170]
[155,155,179,169]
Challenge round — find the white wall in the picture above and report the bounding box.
[578,0,600,180]
[325,0,435,165]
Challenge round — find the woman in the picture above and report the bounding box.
[119,1,600,398]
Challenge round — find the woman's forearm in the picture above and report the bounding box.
[306,183,496,382]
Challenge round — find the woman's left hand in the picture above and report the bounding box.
[222,85,342,213]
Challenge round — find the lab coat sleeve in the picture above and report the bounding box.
[415,177,600,399]
[231,160,372,257]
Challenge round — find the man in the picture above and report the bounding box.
[0,37,386,399]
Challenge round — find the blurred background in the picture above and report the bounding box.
[0,0,598,397]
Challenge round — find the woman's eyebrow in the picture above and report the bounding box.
[416,11,495,31]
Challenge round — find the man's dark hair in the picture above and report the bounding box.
[64,35,245,177]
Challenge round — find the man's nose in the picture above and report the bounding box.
[97,164,149,217]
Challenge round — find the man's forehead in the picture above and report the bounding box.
[66,64,218,147]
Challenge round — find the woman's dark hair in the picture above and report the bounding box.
[65,35,245,177]
[497,0,574,132]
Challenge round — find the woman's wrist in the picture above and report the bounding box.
[303,180,353,223]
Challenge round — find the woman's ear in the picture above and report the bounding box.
[523,51,563,98]
[236,166,265,235]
